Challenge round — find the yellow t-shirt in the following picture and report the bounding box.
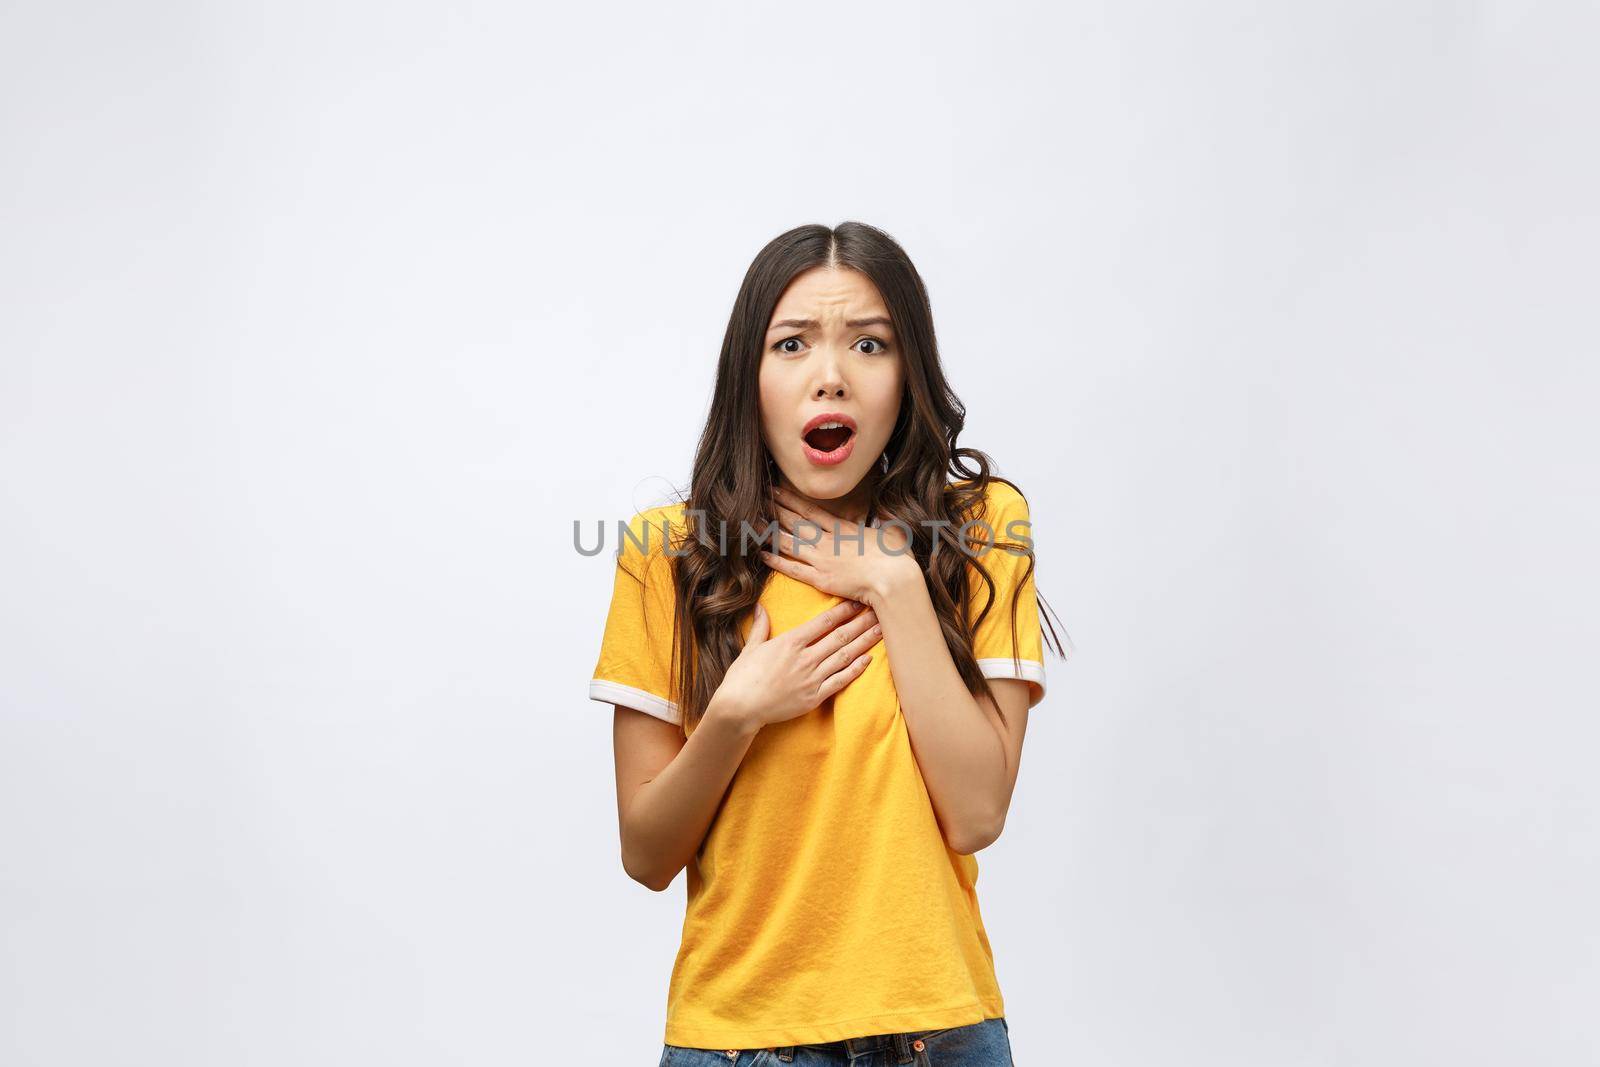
[588,478,1047,1049]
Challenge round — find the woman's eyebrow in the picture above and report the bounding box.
[766,315,895,332]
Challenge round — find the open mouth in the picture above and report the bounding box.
[800,413,858,465]
[804,424,853,452]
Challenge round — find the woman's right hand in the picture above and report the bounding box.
[709,600,883,731]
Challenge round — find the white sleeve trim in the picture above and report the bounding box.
[976,657,1048,708]
[589,679,683,725]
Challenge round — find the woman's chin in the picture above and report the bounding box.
[781,464,871,501]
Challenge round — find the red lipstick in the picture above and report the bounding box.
[799,412,858,466]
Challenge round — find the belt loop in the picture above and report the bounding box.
[893,1030,914,1064]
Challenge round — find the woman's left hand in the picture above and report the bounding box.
[762,485,923,609]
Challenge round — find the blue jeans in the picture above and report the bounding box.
[659,1016,1013,1066]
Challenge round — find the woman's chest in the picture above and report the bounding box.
[737,574,905,764]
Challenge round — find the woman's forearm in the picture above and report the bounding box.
[869,569,1008,853]
[620,698,762,891]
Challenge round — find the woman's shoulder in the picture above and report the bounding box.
[613,501,690,576]
[620,500,689,537]
[946,476,1029,518]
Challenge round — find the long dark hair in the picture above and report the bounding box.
[661,220,1068,735]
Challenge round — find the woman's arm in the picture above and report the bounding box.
[761,484,1036,855]
[612,598,880,890]
[612,700,761,892]
[869,569,1032,855]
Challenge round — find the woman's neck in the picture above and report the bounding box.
[777,472,878,527]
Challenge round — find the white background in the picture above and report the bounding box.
[3,2,1596,1064]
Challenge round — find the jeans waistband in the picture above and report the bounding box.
[770,1029,915,1063]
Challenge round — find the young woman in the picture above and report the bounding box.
[589,221,1069,1066]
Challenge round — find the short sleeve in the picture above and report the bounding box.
[588,507,683,724]
[965,481,1048,709]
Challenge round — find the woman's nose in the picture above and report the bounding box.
[814,363,844,396]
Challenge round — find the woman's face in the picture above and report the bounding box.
[759,266,904,511]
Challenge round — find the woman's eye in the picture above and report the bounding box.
[770,336,890,355]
